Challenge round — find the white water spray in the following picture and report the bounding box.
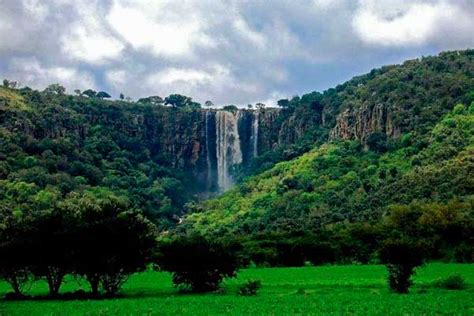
[215,110,242,192]
[252,110,259,158]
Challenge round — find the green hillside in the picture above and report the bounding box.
[182,56,474,237]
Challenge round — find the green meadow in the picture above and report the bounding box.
[1,263,473,315]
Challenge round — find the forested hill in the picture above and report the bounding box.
[0,78,323,228]
[181,50,474,237]
[0,50,473,232]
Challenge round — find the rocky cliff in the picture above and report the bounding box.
[329,103,401,142]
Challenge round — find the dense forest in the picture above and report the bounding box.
[180,50,474,264]
[0,50,473,231]
[0,49,473,300]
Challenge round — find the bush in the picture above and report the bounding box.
[156,235,243,292]
[453,243,474,263]
[238,280,262,296]
[379,238,427,293]
[434,275,467,290]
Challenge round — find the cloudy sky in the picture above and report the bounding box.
[0,0,473,106]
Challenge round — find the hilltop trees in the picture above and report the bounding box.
[96,91,111,99]
[138,95,164,106]
[82,89,97,98]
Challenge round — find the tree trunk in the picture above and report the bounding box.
[46,267,65,297]
[87,274,100,297]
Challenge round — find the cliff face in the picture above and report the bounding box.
[329,103,401,142]
[2,89,322,193]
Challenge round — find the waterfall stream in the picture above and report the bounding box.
[205,110,212,190]
[204,109,262,192]
[215,110,242,192]
[252,110,259,158]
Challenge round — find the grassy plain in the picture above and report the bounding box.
[0,263,473,315]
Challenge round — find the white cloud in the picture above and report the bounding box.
[107,1,215,58]
[313,0,345,10]
[62,14,124,63]
[22,0,49,23]
[144,65,233,95]
[7,58,95,91]
[1,0,473,106]
[233,18,266,48]
[352,1,458,46]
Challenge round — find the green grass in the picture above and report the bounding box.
[1,264,473,315]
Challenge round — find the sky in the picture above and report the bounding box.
[0,0,473,106]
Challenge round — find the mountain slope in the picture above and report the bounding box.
[181,51,474,237]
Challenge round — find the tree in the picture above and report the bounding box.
[156,236,243,292]
[96,91,111,99]
[204,100,214,107]
[379,238,427,293]
[2,79,17,89]
[82,89,97,98]
[44,84,66,95]
[28,207,76,297]
[0,215,33,298]
[277,99,290,108]
[74,89,82,96]
[138,96,164,106]
[164,94,192,108]
[378,205,432,293]
[366,132,388,153]
[63,194,157,296]
[255,102,266,110]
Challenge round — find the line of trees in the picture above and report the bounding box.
[0,194,156,298]
[1,198,472,299]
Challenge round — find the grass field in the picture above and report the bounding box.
[0,263,473,315]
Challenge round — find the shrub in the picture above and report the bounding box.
[453,243,474,263]
[238,280,262,296]
[379,238,427,293]
[156,235,243,292]
[434,275,467,290]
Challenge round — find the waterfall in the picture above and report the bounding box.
[205,110,212,190]
[252,110,259,158]
[215,110,242,192]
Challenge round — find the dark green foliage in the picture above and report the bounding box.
[82,89,97,98]
[186,101,474,242]
[164,94,199,108]
[156,236,243,292]
[0,192,157,297]
[366,132,388,153]
[28,208,76,296]
[0,217,32,296]
[96,91,111,99]
[379,238,427,293]
[64,194,157,296]
[137,96,164,106]
[433,275,467,290]
[237,279,261,296]
[0,86,192,228]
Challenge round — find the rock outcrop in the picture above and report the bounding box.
[330,103,401,142]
